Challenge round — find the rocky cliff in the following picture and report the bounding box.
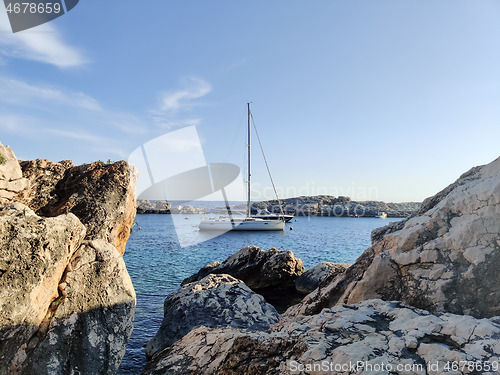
[0,141,137,374]
[287,156,500,319]
[142,156,500,374]
[251,195,421,218]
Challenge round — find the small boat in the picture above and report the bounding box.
[252,209,294,222]
[376,212,388,219]
[199,216,285,231]
[199,103,285,232]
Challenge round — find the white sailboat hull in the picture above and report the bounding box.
[199,218,285,231]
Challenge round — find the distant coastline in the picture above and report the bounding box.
[137,195,421,218]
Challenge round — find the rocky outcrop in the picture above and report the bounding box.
[182,246,304,289]
[0,142,28,205]
[17,159,73,212]
[169,205,206,214]
[136,199,171,214]
[145,274,279,359]
[0,142,137,375]
[295,262,350,294]
[143,299,500,375]
[250,195,420,218]
[19,159,138,255]
[287,156,500,319]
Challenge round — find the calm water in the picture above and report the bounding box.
[118,214,401,374]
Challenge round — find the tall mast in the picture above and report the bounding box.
[247,102,251,217]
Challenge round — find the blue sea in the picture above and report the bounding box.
[118,214,402,374]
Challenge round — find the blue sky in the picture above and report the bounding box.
[0,1,499,202]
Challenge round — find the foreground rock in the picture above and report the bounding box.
[0,142,28,205]
[17,240,136,375]
[0,142,137,374]
[19,159,138,255]
[182,246,305,312]
[146,274,279,359]
[295,262,350,294]
[143,299,500,375]
[288,156,500,319]
[0,203,85,372]
[182,246,304,289]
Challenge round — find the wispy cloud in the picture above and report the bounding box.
[148,76,212,130]
[0,76,100,110]
[0,75,149,160]
[0,113,37,133]
[159,76,212,112]
[0,10,87,67]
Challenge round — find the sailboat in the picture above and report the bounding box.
[199,103,286,231]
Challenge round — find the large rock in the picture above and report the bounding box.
[146,274,279,359]
[19,160,138,255]
[0,142,28,205]
[17,159,73,212]
[142,299,500,375]
[182,246,304,289]
[287,156,500,319]
[0,143,138,375]
[0,203,85,372]
[295,262,350,294]
[19,240,136,375]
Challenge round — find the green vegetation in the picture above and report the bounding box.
[95,159,113,166]
[0,153,5,165]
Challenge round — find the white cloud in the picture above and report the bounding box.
[159,76,212,112]
[45,129,130,159]
[0,113,36,133]
[0,10,87,67]
[0,76,100,110]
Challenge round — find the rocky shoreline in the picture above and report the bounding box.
[2,138,499,375]
[143,156,500,374]
[136,196,421,218]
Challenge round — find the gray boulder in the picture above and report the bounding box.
[146,274,280,359]
[295,262,350,294]
[182,246,304,289]
[142,299,500,375]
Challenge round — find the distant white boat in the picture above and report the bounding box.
[376,212,388,219]
[199,103,285,232]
